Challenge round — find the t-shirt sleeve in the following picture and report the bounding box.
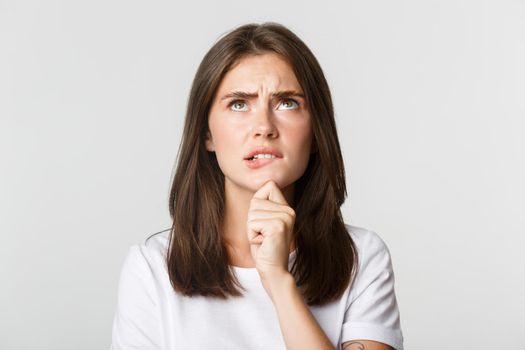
[341,230,404,350]
[110,245,163,350]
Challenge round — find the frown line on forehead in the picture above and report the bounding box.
[220,90,305,101]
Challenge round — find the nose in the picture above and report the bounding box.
[252,105,278,138]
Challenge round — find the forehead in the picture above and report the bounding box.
[216,53,302,94]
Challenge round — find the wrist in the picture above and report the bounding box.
[259,270,295,301]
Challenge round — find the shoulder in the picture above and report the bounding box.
[343,223,395,277]
[340,224,403,349]
[120,228,171,274]
[144,228,171,256]
[344,223,391,256]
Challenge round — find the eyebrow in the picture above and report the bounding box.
[220,90,306,101]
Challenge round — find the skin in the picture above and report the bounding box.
[205,52,393,350]
[205,52,313,268]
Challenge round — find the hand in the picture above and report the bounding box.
[246,180,296,282]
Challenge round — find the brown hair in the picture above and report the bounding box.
[167,21,358,306]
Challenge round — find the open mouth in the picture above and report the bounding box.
[246,155,277,161]
[243,155,280,169]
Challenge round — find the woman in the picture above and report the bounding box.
[111,22,404,350]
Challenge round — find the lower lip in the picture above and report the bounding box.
[243,157,280,169]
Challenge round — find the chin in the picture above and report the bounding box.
[251,176,293,190]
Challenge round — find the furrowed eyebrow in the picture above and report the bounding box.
[220,90,305,101]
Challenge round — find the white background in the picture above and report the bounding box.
[1,0,524,349]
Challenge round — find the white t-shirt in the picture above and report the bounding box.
[110,224,404,350]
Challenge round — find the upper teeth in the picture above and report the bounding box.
[251,154,276,159]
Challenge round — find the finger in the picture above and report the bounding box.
[253,180,288,205]
[246,218,278,242]
[248,209,293,223]
[249,200,296,217]
[249,234,264,245]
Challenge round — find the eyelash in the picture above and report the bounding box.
[228,98,300,111]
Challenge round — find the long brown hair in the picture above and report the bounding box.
[167,22,358,306]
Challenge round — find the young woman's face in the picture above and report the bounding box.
[206,52,314,192]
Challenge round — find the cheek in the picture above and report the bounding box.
[288,120,313,146]
[209,114,231,143]
[290,124,314,163]
[212,125,244,159]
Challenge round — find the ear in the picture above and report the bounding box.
[205,130,215,152]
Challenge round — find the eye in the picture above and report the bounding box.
[278,99,300,110]
[229,100,248,112]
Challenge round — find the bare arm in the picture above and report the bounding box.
[262,271,335,350]
[342,340,394,350]
[262,271,396,350]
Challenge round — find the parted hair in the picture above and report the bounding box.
[167,22,358,306]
